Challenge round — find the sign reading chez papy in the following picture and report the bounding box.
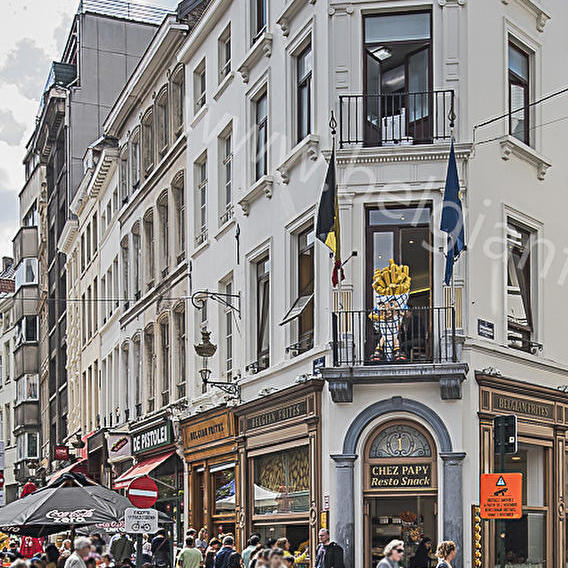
[492,393,554,420]
[183,412,231,449]
[369,463,432,488]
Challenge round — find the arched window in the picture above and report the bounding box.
[130,128,141,191]
[144,324,155,413]
[142,109,154,174]
[156,86,169,158]
[172,171,185,261]
[171,65,185,135]
[143,209,155,289]
[158,191,169,275]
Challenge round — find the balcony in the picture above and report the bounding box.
[14,285,39,322]
[14,344,39,379]
[338,90,455,148]
[15,401,40,431]
[13,226,38,266]
[323,306,467,402]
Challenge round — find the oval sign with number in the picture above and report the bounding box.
[127,476,158,509]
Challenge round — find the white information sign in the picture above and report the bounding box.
[124,508,158,534]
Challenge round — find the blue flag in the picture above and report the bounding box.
[440,141,465,285]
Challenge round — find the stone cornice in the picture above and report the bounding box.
[501,0,550,32]
[276,0,316,36]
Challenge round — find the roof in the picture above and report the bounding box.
[78,0,172,26]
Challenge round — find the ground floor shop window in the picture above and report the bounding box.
[252,523,310,566]
[212,465,236,538]
[253,445,309,515]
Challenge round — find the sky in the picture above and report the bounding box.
[0,0,179,257]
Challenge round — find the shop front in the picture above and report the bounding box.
[477,372,568,568]
[180,407,238,543]
[114,417,184,544]
[235,380,323,566]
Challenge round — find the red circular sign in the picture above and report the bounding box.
[127,476,158,508]
[0,472,4,489]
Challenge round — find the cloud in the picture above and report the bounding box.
[0,109,26,146]
[0,38,51,100]
[53,12,72,56]
[0,168,18,257]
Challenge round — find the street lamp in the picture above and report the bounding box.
[194,329,241,400]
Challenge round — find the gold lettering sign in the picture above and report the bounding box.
[492,393,554,420]
[246,401,308,430]
[369,463,432,489]
[183,413,231,449]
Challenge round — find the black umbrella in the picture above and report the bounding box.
[0,473,171,537]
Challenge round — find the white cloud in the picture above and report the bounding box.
[0,109,26,146]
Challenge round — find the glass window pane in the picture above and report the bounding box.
[373,232,394,271]
[253,446,310,515]
[298,47,312,81]
[213,467,236,515]
[496,512,545,568]
[509,44,529,80]
[498,444,544,507]
[510,83,527,142]
[365,13,430,43]
[369,207,430,227]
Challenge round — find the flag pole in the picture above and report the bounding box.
[449,101,457,310]
[329,110,343,311]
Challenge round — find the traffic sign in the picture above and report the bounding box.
[124,508,158,534]
[480,473,522,519]
[0,471,5,489]
[127,476,158,508]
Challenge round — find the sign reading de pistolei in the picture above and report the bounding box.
[132,422,172,455]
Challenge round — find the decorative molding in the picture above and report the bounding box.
[89,147,119,199]
[237,33,273,84]
[322,362,469,403]
[499,135,551,180]
[238,175,274,215]
[438,0,466,5]
[277,0,316,37]
[501,0,550,32]
[57,218,79,255]
[333,143,473,166]
[277,134,320,183]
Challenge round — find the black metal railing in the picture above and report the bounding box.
[339,90,455,147]
[331,306,457,366]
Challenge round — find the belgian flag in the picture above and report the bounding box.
[316,149,343,286]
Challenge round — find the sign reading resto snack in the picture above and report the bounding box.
[369,463,432,488]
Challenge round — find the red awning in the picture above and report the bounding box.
[113,451,175,490]
[48,458,89,485]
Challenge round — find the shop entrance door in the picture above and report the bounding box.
[364,495,437,568]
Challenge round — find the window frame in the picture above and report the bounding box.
[173,173,186,261]
[296,44,313,143]
[253,0,267,43]
[156,87,169,158]
[130,129,141,191]
[255,91,268,181]
[256,254,270,370]
[195,155,208,246]
[194,60,206,114]
[219,25,232,83]
[119,147,129,204]
[144,210,155,289]
[158,192,169,276]
[508,41,531,146]
[171,65,185,136]
[219,127,233,225]
[142,109,155,175]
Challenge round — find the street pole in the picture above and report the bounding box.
[136,534,143,568]
[498,419,506,568]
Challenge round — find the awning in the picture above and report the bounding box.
[48,458,88,485]
[113,450,175,490]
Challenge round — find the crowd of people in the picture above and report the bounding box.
[0,529,457,568]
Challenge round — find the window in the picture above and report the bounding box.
[0,355,2,387]
[131,130,141,190]
[145,327,155,413]
[16,431,39,461]
[219,26,231,82]
[194,60,206,113]
[113,257,119,309]
[107,201,112,226]
[195,156,208,245]
[87,285,92,338]
[281,226,314,355]
[15,258,38,288]
[253,0,267,42]
[16,374,39,404]
[509,42,530,145]
[120,149,129,204]
[297,44,312,142]
[86,222,91,263]
[16,316,38,345]
[122,344,129,420]
[158,193,169,275]
[224,279,233,379]
[144,211,155,288]
[133,225,142,300]
[172,66,185,134]
[101,275,106,322]
[160,320,170,407]
[255,92,268,180]
[93,278,98,331]
[81,293,86,344]
[4,404,10,447]
[156,88,169,157]
[256,255,270,370]
[121,238,129,309]
[113,188,119,212]
[142,110,154,174]
[133,336,142,416]
[507,219,534,351]
[364,12,432,145]
[92,213,98,253]
[175,308,186,399]
[173,175,186,260]
[220,130,233,224]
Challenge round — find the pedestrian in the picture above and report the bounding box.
[10,560,28,568]
[282,557,294,568]
[268,549,284,568]
[264,541,276,552]
[411,538,432,568]
[195,530,208,554]
[177,538,201,568]
[435,541,456,568]
[226,552,242,568]
[90,536,106,557]
[151,530,171,568]
[8,542,22,561]
[101,555,114,568]
[275,541,291,558]
[46,545,60,568]
[60,542,72,556]
[242,536,260,568]
[376,540,404,568]
[213,536,234,568]
[65,538,92,568]
[110,534,134,567]
[315,529,344,568]
[204,539,221,568]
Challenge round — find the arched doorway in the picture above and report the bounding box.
[363,420,438,568]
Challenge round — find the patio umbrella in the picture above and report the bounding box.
[0,473,171,537]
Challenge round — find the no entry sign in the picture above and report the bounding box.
[480,473,523,519]
[127,476,158,509]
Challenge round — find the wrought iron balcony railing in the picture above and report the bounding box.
[331,306,457,367]
[339,90,455,148]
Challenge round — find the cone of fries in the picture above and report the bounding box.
[368,259,411,362]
